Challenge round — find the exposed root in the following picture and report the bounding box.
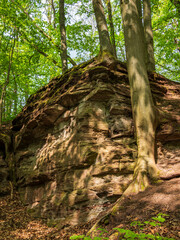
[87,168,161,237]
[87,194,128,237]
[160,171,180,180]
[87,175,149,236]
[9,181,13,200]
[87,210,111,237]
[88,154,180,237]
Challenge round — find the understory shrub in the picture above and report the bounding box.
[70,213,175,240]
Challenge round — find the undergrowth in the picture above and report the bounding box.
[69,213,175,240]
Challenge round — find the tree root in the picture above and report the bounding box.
[9,181,13,200]
[160,171,180,180]
[87,167,180,237]
[87,193,129,237]
[87,170,158,237]
[87,178,149,236]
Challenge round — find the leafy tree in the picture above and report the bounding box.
[170,0,180,15]
[152,0,180,82]
[0,0,179,124]
[0,24,17,124]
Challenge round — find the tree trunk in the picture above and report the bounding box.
[120,0,159,194]
[105,0,117,57]
[0,86,5,125]
[51,0,56,29]
[143,0,155,72]
[13,76,18,116]
[59,0,68,73]
[92,0,114,56]
[0,35,15,125]
[10,0,76,67]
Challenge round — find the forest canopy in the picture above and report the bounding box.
[0,0,179,123]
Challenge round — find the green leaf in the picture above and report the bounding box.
[152,216,166,223]
[149,221,161,227]
[70,235,86,239]
[84,237,92,240]
[113,228,127,233]
[131,221,144,227]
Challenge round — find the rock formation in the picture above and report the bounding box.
[0,128,12,195]
[0,58,180,227]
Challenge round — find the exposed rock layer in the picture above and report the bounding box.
[1,58,180,227]
[0,128,12,195]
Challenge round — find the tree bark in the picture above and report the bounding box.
[51,0,57,29]
[0,33,16,126]
[120,0,159,194]
[143,0,155,72]
[105,0,117,57]
[92,0,115,56]
[59,0,68,73]
[12,75,18,116]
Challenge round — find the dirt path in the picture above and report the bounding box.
[0,178,180,239]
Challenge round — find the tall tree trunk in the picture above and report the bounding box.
[143,0,155,72]
[120,0,159,194]
[10,0,76,67]
[0,34,15,126]
[13,76,18,116]
[2,98,6,121]
[59,0,68,73]
[104,0,117,57]
[7,99,13,120]
[51,0,56,29]
[0,86,5,125]
[92,0,114,56]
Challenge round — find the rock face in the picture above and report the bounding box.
[0,129,12,195]
[0,145,9,195]
[4,58,180,227]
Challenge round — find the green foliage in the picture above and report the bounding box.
[69,214,175,240]
[0,0,179,123]
[70,228,109,240]
[152,0,180,82]
[114,227,174,240]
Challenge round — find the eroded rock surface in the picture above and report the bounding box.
[4,58,180,227]
[0,129,12,195]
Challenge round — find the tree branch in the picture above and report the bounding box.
[157,63,179,74]
[9,0,76,66]
[19,31,62,68]
[0,31,16,125]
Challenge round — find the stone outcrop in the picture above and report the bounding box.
[0,129,12,195]
[1,58,180,227]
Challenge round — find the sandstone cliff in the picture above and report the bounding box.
[0,58,180,228]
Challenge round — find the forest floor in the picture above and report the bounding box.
[0,178,180,240]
